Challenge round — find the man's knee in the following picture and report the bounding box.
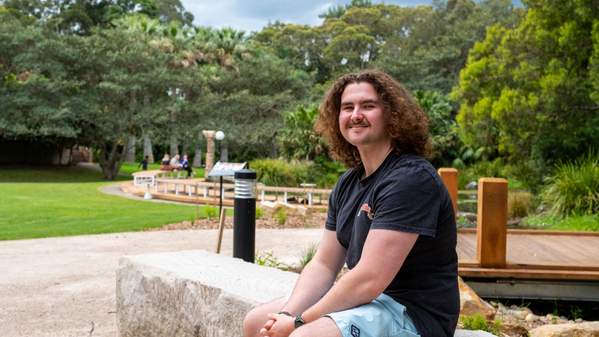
[242,298,286,337]
[289,328,312,337]
[242,307,264,336]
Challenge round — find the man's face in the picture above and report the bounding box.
[338,82,390,148]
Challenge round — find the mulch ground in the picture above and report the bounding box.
[147,210,327,231]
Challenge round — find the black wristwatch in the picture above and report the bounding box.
[294,314,305,329]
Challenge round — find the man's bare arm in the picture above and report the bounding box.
[279,229,347,315]
[301,229,418,323]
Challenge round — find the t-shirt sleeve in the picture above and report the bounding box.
[370,165,441,237]
[325,181,339,231]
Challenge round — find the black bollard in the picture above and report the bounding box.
[233,169,256,263]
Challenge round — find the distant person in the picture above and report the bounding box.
[160,154,171,171]
[170,154,182,170]
[181,154,193,178]
[138,155,149,171]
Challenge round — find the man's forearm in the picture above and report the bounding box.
[301,265,380,323]
[281,259,339,315]
[300,230,417,323]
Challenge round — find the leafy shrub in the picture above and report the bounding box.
[204,206,218,220]
[458,158,507,189]
[297,243,318,271]
[542,152,599,216]
[275,208,287,226]
[311,155,345,188]
[255,207,264,219]
[452,146,489,170]
[277,105,327,160]
[255,251,287,269]
[508,191,533,219]
[460,314,502,335]
[251,157,344,188]
[456,215,475,228]
[251,158,310,186]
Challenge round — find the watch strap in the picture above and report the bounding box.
[294,314,305,329]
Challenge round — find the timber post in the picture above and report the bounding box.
[477,178,508,268]
[438,168,458,214]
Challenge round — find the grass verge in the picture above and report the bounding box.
[521,214,599,232]
[0,165,208,240]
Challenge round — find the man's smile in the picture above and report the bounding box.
[349,122,369,128]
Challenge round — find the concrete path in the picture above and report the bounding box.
[99,183,196,206]
[0,228,323,337]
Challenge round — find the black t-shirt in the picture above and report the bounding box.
[325,153,459,337]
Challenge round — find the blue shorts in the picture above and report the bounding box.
[326,293,421,337]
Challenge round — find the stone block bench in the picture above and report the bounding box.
[116,250,496,337]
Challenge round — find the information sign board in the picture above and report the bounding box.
[208,161,247,177]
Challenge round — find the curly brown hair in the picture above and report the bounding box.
[315,69,431,168]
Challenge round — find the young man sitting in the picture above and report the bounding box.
[243,70,459,337]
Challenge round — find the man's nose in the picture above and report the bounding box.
[351,107,364,122]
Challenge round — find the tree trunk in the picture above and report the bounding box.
[170,134,179,156]
[60,147,71,166]
[143,133,154,163]
[220,142,228,162]
[98,141,126,180]
[125,135,136,163]
[193,131,203,167]
[270,141,277,158]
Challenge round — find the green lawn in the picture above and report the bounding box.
[0,164,209,240]
[522,214,599,232]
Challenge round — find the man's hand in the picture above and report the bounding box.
[259,313,294,337]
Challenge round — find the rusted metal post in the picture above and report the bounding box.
[477,178,508,268]
[438,168,458,214]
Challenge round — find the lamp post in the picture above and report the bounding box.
[215,130,225,142]
[234,169,257,262]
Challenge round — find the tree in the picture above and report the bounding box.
[453,0,599,187]
[191,45,312,160]
[0,13,81,149]
[278,105,326,160]
[375,0,519,93]
[319,0,373,19]
[253,23,329,83]
[1,0,193,34]
[76,27,174,179]
[253,0,518,94]
[413,91,462,167]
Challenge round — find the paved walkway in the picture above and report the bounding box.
[99,183,196,206]
[0,229,323,337]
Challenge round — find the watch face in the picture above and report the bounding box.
[294,315,305,329]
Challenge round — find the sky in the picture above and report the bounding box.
[180,0,435,33]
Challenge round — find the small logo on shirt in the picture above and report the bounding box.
[358,203,374,220]
[351,324,360,337]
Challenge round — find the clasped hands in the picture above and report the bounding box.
[259,312,295,337]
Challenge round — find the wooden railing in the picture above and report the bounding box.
[142,168,510,268]
[151,178,331,207]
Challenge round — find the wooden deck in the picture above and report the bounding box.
[457,228,599,281]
